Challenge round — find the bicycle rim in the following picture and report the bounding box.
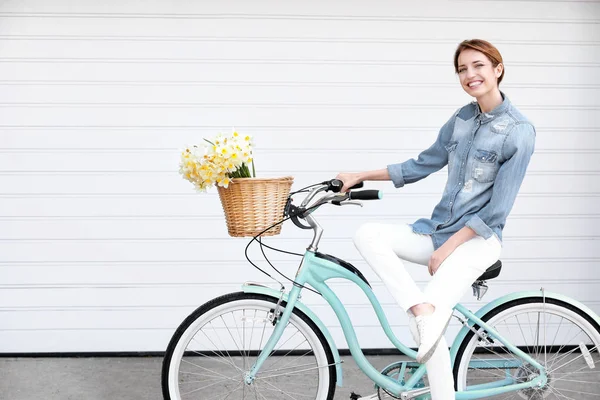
[454,298,600,399]
[163,293,334,400]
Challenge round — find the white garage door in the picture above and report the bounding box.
[1,1,598,353]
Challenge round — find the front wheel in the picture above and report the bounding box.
[453,297,600,399]
[162,292,336,400]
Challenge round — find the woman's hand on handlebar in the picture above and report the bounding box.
[335,172,364,192]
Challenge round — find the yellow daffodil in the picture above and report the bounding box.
[179,130,256,191]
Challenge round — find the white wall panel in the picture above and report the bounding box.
[0,0,598,354]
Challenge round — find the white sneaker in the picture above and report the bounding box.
[415,307,453,364]
[407,313,420,346]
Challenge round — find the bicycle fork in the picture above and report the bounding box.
[244,284,303,384]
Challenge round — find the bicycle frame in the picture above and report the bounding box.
[245,250,548,399]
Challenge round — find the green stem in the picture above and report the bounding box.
[251,160,256,177]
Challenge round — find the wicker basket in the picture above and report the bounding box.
[217,176,294,237]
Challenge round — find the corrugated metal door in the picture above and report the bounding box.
[0,1,598,352]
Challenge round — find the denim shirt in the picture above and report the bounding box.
[387,93,536,250]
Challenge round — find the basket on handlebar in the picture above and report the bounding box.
[217,176,294,237]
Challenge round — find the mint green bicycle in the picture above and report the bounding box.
[162,179,600,400]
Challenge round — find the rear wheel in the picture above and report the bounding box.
[162,292,337,400]
[453,297,600,399]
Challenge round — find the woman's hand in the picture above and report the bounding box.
[428,245,454,276]
[428,227,477,275]
[335,172,364,192]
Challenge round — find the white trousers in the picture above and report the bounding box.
[353,223,502,400]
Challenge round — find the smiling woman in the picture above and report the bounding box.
[455,39,505,113]
[336,39,537,399]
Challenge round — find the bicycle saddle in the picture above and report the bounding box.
[475,260,502,282]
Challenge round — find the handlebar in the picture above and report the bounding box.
[284,179,382,230]
[348,189,382,201]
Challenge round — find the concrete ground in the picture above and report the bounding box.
[0,355,404,400]
[2,355,597,399]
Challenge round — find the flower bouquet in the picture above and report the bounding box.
[179,131,293,237]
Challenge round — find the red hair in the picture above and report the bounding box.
[454,39,505,85]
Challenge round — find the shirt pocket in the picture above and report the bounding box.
[472,149,499,183]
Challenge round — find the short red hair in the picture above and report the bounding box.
[454,39,505,85]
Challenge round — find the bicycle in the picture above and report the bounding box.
[162,179,600,399]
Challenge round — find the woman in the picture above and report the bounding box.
[336,39,536,398]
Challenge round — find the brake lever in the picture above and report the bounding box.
[342,200,363,207]
[332,198,363,207]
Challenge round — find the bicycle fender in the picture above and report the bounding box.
[449,290,600,365]
[242,284,343,387]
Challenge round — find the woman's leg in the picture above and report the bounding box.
[353,223,435,311]
[421,235,503,399]
[424,235,501,314]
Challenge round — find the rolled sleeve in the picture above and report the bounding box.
[386,114,456,189]
[465,214,495,239]
[387,163,406,188]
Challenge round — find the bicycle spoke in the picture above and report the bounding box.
[273,348,314,374]
[256,363,332,380]
[178,370,230,380]
[467,365,511,381]
[188,336,243,373]
[262,340,310,372]
[258,361,319,375]
[550,361,600,386]
[516,314,534,356]
[267,329,300,359]
[220,384,244,400]
[208,320,244,373]
[243,309,247,371]
[258,312,268,353]
[220,315,245,359]
[248,309,257,355]
[543,305,549,366]
[547,384,577,400]
[258,384,315,398]
[551,387,600,397]
[546,322,578,370]
[526,311,539,358]
[199,383,243,400]
[252,381,269,400]
[549,345,598,374]
[259,378,304,400]
[553,370,600,376]
[230,310,249,370]
[180,376,238,394]
[181,358,239,383]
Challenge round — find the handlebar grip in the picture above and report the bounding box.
[328,179,364,193]
[348,190,382,201]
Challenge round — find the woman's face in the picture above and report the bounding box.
[457,49,503,98]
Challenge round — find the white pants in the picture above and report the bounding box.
[353,223,502,400]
